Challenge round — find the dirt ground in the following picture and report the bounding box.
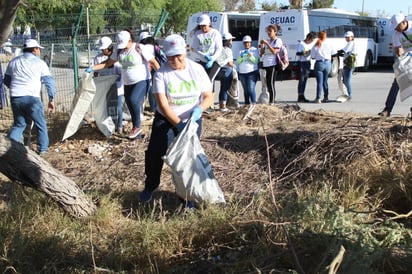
[37,103,409,209]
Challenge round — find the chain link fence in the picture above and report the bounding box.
[1,7,164,141]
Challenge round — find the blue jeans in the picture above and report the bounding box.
[384,78,399,112]
[124,80,149,129]
[314,60,331,99]
[144,112,202,192]
[239,70,259,104]
[148,71,156,112]
[117,95,124,129]
[218,67,233,103]
[9,96,49,152]
[343,66,355,98]
[298,61,311,95]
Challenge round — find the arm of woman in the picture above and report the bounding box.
[198,90,214,111]
[93,58,116,71]
[148,57,160,71]
[155,93,181,126]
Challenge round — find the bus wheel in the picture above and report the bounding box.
[329,56,339,77]
[360,51,372,72]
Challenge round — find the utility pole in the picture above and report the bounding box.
[362,0,364,14]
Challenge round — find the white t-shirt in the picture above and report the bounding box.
[192,28,223,62]
[262,38,283,67]
[153,59,213,121]
[296,40,315,62]
[392,20,412,52]
[311,41,336,60]
[110,42,153,85]
[342,40,356,56]
[94,54,123,95]
[216,46,233,68]
[237,47,259,74]
[94,53,115,76]
[6,52,51,98]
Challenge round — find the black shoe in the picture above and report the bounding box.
[378,109,390,117]
[321,98,329,103]
[297,95,309,103]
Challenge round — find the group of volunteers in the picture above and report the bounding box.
[186,13,358,109]
[2,11,411,209]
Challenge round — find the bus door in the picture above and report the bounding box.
[377,17,393,63]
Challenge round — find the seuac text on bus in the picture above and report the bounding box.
[270,16,296,25]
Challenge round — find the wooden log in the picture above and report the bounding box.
[0,134,96,218]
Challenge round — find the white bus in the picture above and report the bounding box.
[377,17,394,63]
[258,8,379,76]
[186,11,265,62]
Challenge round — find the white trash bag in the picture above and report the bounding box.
[393,53,412,102]
[62,72,96,141]
[163,119,226,205]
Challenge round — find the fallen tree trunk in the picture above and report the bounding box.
[0,134,96,218]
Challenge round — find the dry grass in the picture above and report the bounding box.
[1,104,412,273]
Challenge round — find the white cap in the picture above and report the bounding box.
[390,14,405,30]
[163,34,186,57]
[344,31,354,38]
[23,39,44,49]
[139,31,150,42]
[99,36,112,49]
[198,14,210,26]
[242,35,252,42]
[117,31,131,49]
[223,33,235,40]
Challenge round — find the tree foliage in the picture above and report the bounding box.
[311,0,334,9]
[238,0,255,12]
[163,0,223,35]
[261,1,278,11]
[223,0,241,11]
[289,0,303,9]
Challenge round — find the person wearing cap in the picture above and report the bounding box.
[260,24,283,104]
[215,32,236,111]
[296,31,316,103]
[140,34,214,207]
[3,39,56,155]
[237,35,260,106]
[87,29,160,140]
[336,31,356,100]
[378,14,412,117]
[190,13,223,82]
[93,36,124,134]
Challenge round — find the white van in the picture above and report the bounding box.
[258,9,379,75]
[186,11,264,62]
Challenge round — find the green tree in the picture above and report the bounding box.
[223,0,241,11]
[289,0,303,9]
[311,0,334,9]
[163,0,223,35]
[238,0,256,12]
[261,1,278,11]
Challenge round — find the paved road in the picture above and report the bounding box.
[214,66,410,117]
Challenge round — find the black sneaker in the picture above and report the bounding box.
[297,95,310,103]
[321,98,329,103]
[378,109,390,117]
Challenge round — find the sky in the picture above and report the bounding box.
[331,0,411,17]
[256,1,412,17]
